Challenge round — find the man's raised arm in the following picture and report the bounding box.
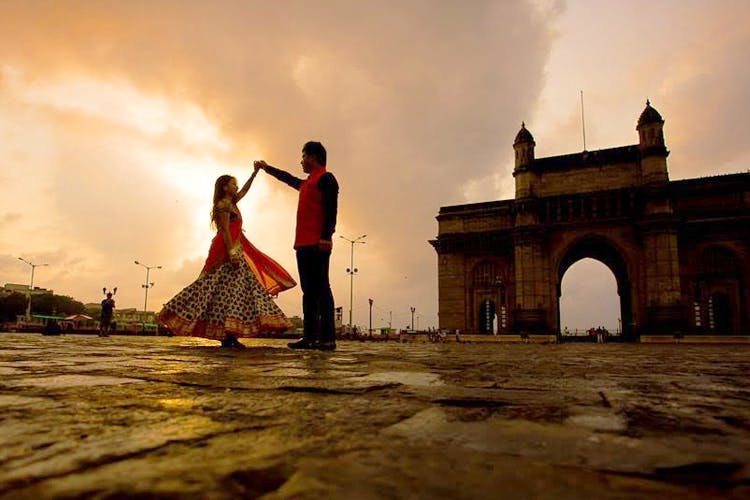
[256,160,303,190]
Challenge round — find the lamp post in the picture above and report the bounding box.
[410,306,416,330]
[18,257,49,321]
[135,260,161,332]
[368,298,373,335]
[340,234,366,328]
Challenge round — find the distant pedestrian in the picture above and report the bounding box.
[99,292,115,337]
[43,319,62,336]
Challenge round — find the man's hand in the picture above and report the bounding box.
[254,160,268,172]
[318,239,333,251]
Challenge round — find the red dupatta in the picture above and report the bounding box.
[202,218,296,296]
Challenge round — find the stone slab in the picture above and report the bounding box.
[1,333,749,498]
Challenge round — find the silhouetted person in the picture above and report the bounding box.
[596,326,604,343]
[43,319,62,336]
[99,292,115,337]
[256,141,339,351]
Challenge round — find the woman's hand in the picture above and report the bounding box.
[228,246,242,267]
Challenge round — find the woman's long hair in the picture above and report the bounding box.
[210,175,236,229]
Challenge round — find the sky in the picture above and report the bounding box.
[1,0,749,331]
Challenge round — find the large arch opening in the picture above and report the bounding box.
[557,236,634,340]
[560,259,620,338]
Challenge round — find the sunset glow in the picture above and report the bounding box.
[2,0,749,330]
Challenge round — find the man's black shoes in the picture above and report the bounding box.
[287,338,337,351]
[315,341,337,351]
[287,338,316,349]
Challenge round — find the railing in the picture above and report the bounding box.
[539,189,640,225]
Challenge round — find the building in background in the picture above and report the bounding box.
[431,102,750,339]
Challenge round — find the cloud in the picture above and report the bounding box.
[0,1,559,325]
[3,1,745,332]
[0,212,21,228]
[654,6,750,178]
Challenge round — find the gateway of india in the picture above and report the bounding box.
[430,101,749,340]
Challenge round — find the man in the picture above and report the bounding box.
[99,292,115,337]
[256,141,339,350]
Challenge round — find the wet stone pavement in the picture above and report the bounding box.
[1,334,749,499]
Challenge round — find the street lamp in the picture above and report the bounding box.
[18,257,49,320]
[340,234,366,328]
[410,306,416,330]
[135,260,161,332]
[368,298,373,336]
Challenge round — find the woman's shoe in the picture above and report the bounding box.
[222,334,246,349]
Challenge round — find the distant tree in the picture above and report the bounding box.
[31,294,86,316]
[0,293,28,322]
[57,295,86,315]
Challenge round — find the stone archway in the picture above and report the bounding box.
[470,261,507,334]
[556,236,634,340]
[694,246,744,334]
[431,102,750,339]
[709,293,733,333]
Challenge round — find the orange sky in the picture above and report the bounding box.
[1,0,749,331]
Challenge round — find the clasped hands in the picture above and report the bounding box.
[251,159,332,252]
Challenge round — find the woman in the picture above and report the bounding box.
[157,166,296,347]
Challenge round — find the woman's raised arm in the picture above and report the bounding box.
[235,164,261,202]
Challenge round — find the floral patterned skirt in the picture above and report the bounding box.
[157,260,292,340]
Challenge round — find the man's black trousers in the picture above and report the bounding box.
[296,246,335,343]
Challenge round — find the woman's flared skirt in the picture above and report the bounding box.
[157,260,292,340]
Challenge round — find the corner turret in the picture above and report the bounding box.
[637,100,669,184]
[513,122,536,198]
[513,122,535,170]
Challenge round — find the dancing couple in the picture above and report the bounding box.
[157,141,339,351]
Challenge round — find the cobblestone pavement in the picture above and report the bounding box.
[1,333,749,499]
